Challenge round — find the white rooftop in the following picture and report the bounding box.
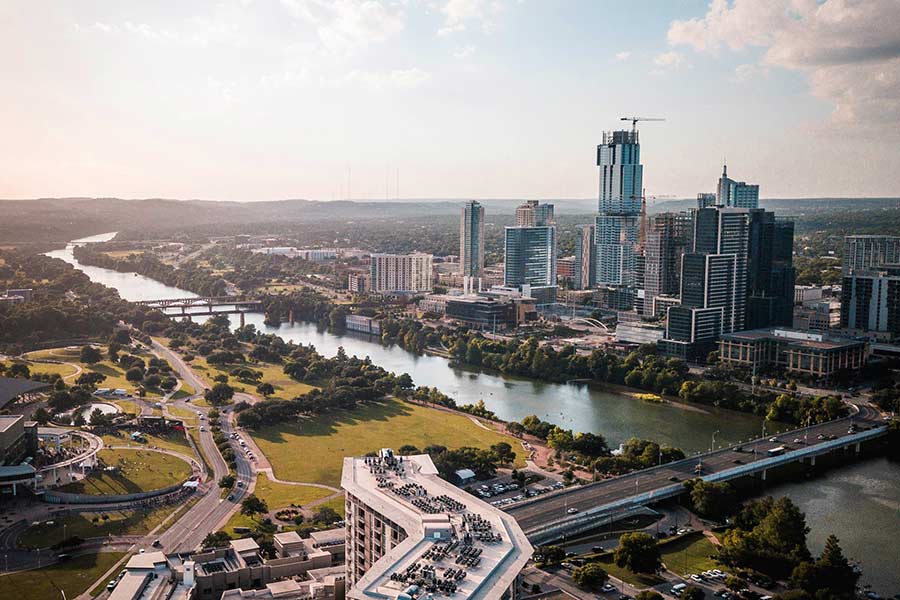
[342,453,532,600]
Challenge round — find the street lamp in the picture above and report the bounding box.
[711,430,720,453]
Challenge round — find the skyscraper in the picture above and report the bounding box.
[504,222,557,303]
[841,265,900,339]
[595,129,642,286]
[716,164,759,209]
[574,223,595,290]
[636,212,692,317]
[369,253,433,294]
[842,235,900,275]
[515,200,554,227]
[459,200,485,278]
[746,211,796,328]
[696,193,716,209]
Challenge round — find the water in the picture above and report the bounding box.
[764,458,900,595]
[74,402,118,422]
[48,233,769,453]
[49,232,899,588]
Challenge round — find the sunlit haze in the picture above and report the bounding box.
[2,0,899,201]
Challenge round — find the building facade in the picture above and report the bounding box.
[840,267,900,340]
[595,129,642,286]
[574,223,596,290]
[504,225,557,299]
[459,201,485,278]
[369,254,433,294]
[716,164,759,209]
[515,200,554,227]
[718,328,868,378]
[842,235,900,275]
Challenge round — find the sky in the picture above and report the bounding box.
[2,0,899,202]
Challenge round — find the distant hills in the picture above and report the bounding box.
[2,196,899,244]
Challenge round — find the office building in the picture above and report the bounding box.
[637,212,692,317]
[746,211,796,329]
[504,224,557,302]
[842,235,900,275]
[342,449,532,600]
[574,223,596,290]
[345,314,382,335]
[793,299,841,331]
[696,193,716,209]
[718,328,867,378]
[595,129,642,286]
[347,272,369,294]
[515,200,554,227]
[840,266,900,340]
[460,201,485,278]
[369,254,433,294]
[716,164,759,209]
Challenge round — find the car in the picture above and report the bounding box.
[592,545,603,553]
[690,574,704,582]
[817,433,826,440]
[107,581,118,591]
[733,459,743,464]
[560,562,574,569]
[152,539,161,547]
[567,507,579,514]
[669,476,680,482]
[618,595,631,600]
[139,549,145,554]
[768,437,778,442]
[227,494,234,501]
[237,481,244,488]
[793,438,803,444]
[199,426,205,432]
[601,584,616,593]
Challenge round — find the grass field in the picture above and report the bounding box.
[659,533,720,576]
[188,357,315,400]
[26,347,137,393]
[0,552,125,600]
[167,404,198,425]
[59,448,191,495]
[252,474,335,509]
[252,398,525,487]
[18,505,177,548]
[593,555,665,587]
[112,399,141,415]
[102,429,192,455]
[2,358,78,380]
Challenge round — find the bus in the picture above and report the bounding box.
[767,446,786,457]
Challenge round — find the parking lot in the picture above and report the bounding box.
[469,476,565,509]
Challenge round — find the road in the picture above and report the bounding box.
[148,340,254,553]
[508,403,885,536]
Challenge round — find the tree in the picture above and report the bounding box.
[682,587,705,600]
[160,376,177,391]
[80,345,102,365]
[218,474,236,488]
[313,506,341,524]
[614,532,661,574]
[240,494,268,517]
[89,407,109,428]
[490,442,516,464]
[791,535,858,599]
[725,575,746,592]
[201,531,232,549]
[572,563,609,590]
[73,413,86,427]
[397,445,420,455]
[687,480,737,521]
[33,407,51,425]
[635,592,663,600]
[125,366,144,383]
[256,382,275,398]
[205,382,235,406]
[536,545,565,565]
[76,371,106,387]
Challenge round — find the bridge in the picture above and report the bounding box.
[134,296,263,325]
[508,405,888,545]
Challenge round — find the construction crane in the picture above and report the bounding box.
[620,116,665,133]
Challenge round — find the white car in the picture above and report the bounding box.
[567,507,579,514]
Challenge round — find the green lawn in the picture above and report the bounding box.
[59,448,191,495]
[660,532,720,576]
[18,505,178,549]
[593,555,665,588]
[252,474,334,509]
[167,404,199,424]
[101,429,192,456]
[2,358,78,380]
[252,398,524,487]
[189,357,315,400]
[0,552,125,600]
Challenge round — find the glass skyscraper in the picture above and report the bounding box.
[504,225,557,289]
[595,130,643,286]
[459,200,484,278]
[716,164,759,209]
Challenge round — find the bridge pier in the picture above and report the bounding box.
[761,469,767,481]
[289,309,295,325]
[855,442,861,453]
[240,312,245,327]
[810,455,816,466]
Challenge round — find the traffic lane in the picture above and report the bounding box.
[510,416,879,529]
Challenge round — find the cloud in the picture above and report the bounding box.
[667,0,900,131]
[614,51,631,61]
[338,67,431,89]
[280,0,405,52]
[454,44,477,59]
[653,50,684,68]
[437,0,504,35]
[732,62,769,83]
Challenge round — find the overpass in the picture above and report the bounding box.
[508,406,888,545]
[134,296,262,324]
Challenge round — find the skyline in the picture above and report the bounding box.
[2,0,900,201]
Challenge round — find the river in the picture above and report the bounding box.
[49,233,900,593]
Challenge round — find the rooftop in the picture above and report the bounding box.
[721,328,866,350]
[0,415,23,433]
[342,452,533,600]
[0,377,51,409]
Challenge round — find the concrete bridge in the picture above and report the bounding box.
[508,406,888,545]
[134,296,263,324]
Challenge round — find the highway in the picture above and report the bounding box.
[508,402,886,537]
[149,340,255,554]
